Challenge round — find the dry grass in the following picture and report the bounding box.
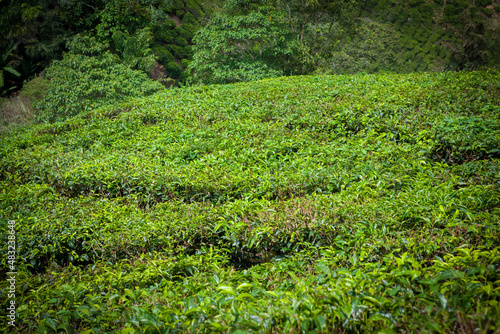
[0,94,35,133]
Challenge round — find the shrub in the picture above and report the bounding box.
[439,47,447,58]
[183,24,198,42]
[407,26,417,38]
[408,0,424,6]
[161,0,185,12]
[183,12,200,27]
[95,0,148,40]
[155,29,174,43]
[476,0,492,6]
[152,45,175,65]
[185,0,203,19]
[408,8,423,24]
[447,20,488,70]
[167,44,186,58]
[166,18,177,29]
[444,4,458,16]
[154,18,176,43]
[457,0,468,9]
[183,45,193,58]
[429,45,438,57]
[414,31,426,43]
[179,66,192,83]
[419,3,434,21]
[481,7,493,16]
[469,6,480,16]
[165,61,182,78]
[422,42,432,55]
[176,26,193,41]
[36,47,164,123]
[176,37,188,47]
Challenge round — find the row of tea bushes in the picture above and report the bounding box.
[1,70,499,332]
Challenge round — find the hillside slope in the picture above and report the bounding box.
[353,0,500,71]
[1,71,500,332]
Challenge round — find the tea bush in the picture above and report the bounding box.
[1,70,499,333]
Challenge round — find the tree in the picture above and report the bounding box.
[189,0,306,84]
[0,0,103,93]
[95,0,149,41]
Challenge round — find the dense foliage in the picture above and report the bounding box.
[188,0,500,82]
[189,1,303,84]
[1,71,499,332]
[35,35,164,123]
[328,18,403,74]
[2,0,500,99]
[0,0,218,95]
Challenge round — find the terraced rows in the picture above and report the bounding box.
[1,71,499,333]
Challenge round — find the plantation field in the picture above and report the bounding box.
[1,71,500,333]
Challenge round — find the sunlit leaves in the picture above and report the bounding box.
[0,70,499,333]
[189,2,302,84]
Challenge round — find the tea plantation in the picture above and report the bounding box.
[1,71,500,333]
